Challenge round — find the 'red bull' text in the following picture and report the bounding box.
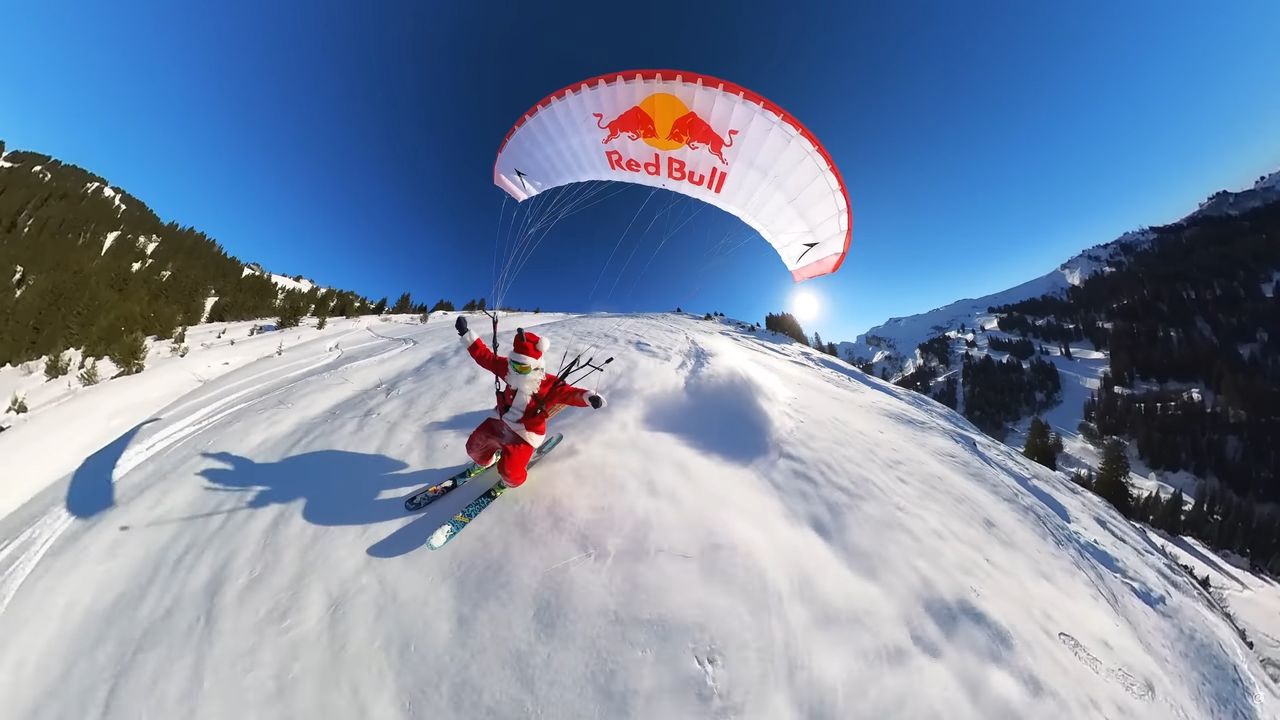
[604,151,729,194]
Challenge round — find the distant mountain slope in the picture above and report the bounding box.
[837,168,1280,566]
[0,140,371,366]
[840,170,1280,373]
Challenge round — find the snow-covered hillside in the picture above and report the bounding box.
[242,264,323,293]
[1194,170,1280,218]
[0,315,388,518]
[836,168,1280,496]
[840,170,1280,372]
[0,313,1273,718]
[1156,532,1280,685]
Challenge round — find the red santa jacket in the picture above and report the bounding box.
[461,331,591,447]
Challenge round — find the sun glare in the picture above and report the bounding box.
[791,288,821,323]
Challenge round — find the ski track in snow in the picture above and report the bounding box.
[0,312,1274,719]
[0,327,416,619]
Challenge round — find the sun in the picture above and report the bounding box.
[790,288,821,323]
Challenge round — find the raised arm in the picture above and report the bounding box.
[456,316,507,378]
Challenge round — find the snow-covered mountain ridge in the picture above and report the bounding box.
[840,169,1280,369]
[0,312,1273,718]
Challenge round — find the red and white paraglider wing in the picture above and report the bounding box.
[494,70,852,281]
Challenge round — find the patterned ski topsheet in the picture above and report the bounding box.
[404,463,491,512]
[427,433,563,549]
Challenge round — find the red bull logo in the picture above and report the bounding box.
[593,106,658,143]
[592,92,737,193]
[666,111,737,165]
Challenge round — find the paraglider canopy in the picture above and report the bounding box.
[494,70,852,281]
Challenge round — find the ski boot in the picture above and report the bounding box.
[463,451,500,479]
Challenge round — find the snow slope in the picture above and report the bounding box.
[1156,533,1280,685]
[0,313,1273,719]
[0,316,405,519]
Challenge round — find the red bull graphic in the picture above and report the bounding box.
[666,111,738,165]
[592,107,658,143]
[592,92,738,193]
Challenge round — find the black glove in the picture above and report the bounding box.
[455,316,468,336]
[588,393,606,409]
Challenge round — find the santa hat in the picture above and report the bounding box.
[509,328,549,367]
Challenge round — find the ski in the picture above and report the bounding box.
[427,433,563,549]
[403,463,489,512]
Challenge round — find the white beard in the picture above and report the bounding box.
[504,366,546,397]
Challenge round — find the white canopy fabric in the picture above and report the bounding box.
[494,70,852,281]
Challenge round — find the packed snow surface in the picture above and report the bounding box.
[0,313,1273,719]
[1156,533,1280,685]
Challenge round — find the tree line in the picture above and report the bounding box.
[1058,438,1280,573]
[884,332,1062,437]
[0,141,375,367]
[994,195,1280,503]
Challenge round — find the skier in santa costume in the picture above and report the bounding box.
[455,315,605,487]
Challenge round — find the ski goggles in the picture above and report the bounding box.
[509,359,533,375]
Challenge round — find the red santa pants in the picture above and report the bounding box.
[465,417,535,487]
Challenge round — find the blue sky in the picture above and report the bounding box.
[3,1,1278,341]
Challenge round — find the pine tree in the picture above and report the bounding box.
[110,331,149,375]
[1094,439,1134,515]
[1184,484,1208,536]
[1022,417,1057,470]
[7,393,29,415]
[391,292,413,314]
[1157,489,1185,535]
[1267,554,1280,577]
[44,351,70,381]
[317,315,328,330]
[1135,490,1159,524]
[170,326,188,357]
[277,301,302,330]
[764,312,809,345]
[372,297,388,315]
[78,360,101,386]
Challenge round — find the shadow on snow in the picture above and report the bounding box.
[193,449,494,558]
[65,419,160,519]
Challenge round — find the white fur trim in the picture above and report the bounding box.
[507,351,543,367]
[536,335,549,352]
[504,421,545,448]
[460,329,480,347]
[502,386,534,423]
